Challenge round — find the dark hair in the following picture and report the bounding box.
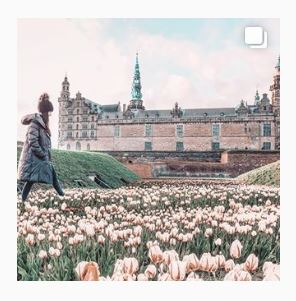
[38,93,53,136]
[38,93,54,113]
[41,112,51,136]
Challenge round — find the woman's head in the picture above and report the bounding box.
[38,93,53,135]
[38,93,54,113]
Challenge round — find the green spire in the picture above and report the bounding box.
[255,89,260,104]
[131,53,143,100]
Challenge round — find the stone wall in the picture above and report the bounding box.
[110,150,280,178]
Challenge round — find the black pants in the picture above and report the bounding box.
[21,169,64,201]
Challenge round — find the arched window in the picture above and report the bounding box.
[87,143,90,151]
[76,132,79,138]
[67,144,70,150]
[76,117,79,122]
[76,141,81,151]
[77,109,79,114]
[76,124,79,130]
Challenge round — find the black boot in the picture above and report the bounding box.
[52,168,65,196]
[21,181,34,201]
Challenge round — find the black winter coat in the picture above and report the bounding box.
[17,113,55,184]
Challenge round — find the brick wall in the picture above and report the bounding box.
[115,150,279,178]
[123,163,152,178]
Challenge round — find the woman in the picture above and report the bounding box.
[18,93,64,201]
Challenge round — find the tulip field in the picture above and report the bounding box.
[17,180,280,281]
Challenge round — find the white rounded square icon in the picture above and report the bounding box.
[244,27,263,45]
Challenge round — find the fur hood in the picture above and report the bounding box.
[21,113,46,129]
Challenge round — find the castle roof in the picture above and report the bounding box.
[83,98,119,114]
[99,106,237,120]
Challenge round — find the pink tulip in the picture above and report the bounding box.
[244,254,259,272]
[148,245,163,264]
[122,257,139,275]
[224,259,235,272]
[163,250,179,266]
[230,239,243,259]
[75,261,100,281]
[183,254,200,272]
[215,254,226,269]
[144,264,157,279]
[169,260,186,281]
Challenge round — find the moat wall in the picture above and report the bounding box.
[99,150,280,178]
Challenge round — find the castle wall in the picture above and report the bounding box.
[84,119,276,152]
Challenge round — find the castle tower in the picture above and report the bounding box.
[270,56,280,115]
[60,75,70,101]
[270,56,280,150]
[127,53,145,111]
[58,75,71,149]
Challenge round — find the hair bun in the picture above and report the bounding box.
[38,93,54,113]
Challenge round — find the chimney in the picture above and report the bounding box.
[123,103,126,112]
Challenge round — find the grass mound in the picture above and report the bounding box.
[17,146,140,189]
[237,160,280,187]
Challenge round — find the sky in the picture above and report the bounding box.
[17,18,280,147]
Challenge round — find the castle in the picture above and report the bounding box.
[58,54,280,152]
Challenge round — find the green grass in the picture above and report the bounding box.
[17,146,140,189]
[237,160,280,187]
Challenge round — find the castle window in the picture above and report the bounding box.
[91,116,94,122]
[114,125,120,137]
[145,124,152,137]
[77,102,80,107]
[176,141,184,151]
[76,109,79,114]
[83,109,88,114]
[212,142,220,150]
[82,131,87,138]
[66,131,72,138]
[91,131,95,138]
[263,123,271,136]
[67,144,70,150]
[212,124,220,137]
[68,110,73,115]
[82,117,88,122]
[76,132,79,138]
[262,142,271,150]
[82,124,87,130]
[76,117,79,122]
[176,124,184,138]
[91,124,94,129]
[145,141,152,151]
[76,124,79,130]
[67,124,72,130]
[87,143,90,151]
[76,142,81,151]
[68,117,73,122]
